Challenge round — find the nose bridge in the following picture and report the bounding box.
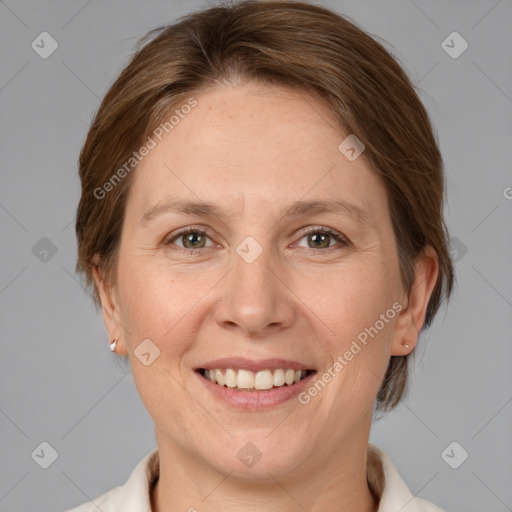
[234,234,275,289]
[215,233,294,335]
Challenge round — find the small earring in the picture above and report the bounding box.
[109,336,119,353]
[404,343,410,349]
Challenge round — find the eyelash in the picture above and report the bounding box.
[163,225,350,255]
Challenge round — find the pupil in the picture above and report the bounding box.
[310,233,328,248]
[186,232,204,248]
[183,232,330,249]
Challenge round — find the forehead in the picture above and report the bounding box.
[126,83,388,224]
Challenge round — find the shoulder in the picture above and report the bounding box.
[400,497,445,512]
[368,443,446,512]
[61,486,121,512]
[410,498,445,512]
[62,490,108,512]
[61,448,159,512]
[396,495,445,512]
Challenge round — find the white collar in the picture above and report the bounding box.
[69,444,444,511]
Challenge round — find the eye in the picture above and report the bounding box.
[294,226,350,251]
[164,227,215,252]
[163,225,350,254]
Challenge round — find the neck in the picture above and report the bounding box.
[150,426,379,512]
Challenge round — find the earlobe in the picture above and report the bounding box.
[92,260,127,356]
[391,246,439,356]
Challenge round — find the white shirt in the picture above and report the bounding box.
[64,443,445,511]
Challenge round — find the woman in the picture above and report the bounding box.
[67,0,454,510]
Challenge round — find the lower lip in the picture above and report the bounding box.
[195,370,316,410]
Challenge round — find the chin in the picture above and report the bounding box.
[203,431,312,481]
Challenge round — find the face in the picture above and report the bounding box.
[95,82,433,480]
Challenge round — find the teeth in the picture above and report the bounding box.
[237,369,255,389]
[202,368,309,390]
[273,368,285,386]
[254,370,273,390]
[215,369,225,386]
[285,369,295,385]
[224,368,237,388]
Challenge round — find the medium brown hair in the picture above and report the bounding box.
[75,0,455,411]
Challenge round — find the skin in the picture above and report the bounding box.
[93,81,439,512]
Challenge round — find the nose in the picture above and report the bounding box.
[214,239,295,338]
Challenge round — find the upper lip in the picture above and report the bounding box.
[196,357,315,372]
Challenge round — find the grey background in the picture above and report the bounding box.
[0,0,511,511]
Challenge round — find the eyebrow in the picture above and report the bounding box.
[140,198,373,227]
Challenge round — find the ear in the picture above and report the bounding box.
[92,256,128,356]
[391,245,439,356]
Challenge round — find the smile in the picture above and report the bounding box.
[198,367,314,391]
[194,357,317,409]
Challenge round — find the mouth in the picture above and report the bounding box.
[193,357,317,409]
[196,367,316,391]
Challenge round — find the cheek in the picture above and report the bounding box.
[299,258,398,397]
[115,258,179,349]
[115,261,198,424]
[116,257,220,356]
[298,257,397,341]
